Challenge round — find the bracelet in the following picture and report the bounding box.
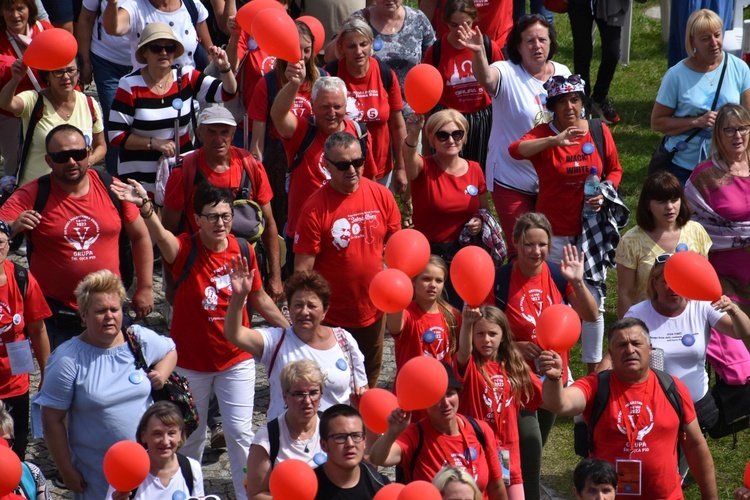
[219,66,232,74]
[148,137,152,150]
[140,199,154,219]
[405,140,417,148]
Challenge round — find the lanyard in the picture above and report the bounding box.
[435,416,476,472]
[611,372,655,457]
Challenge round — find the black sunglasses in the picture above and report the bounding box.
[48,148,88,164]
[147,43,178,54]
[325,157,366,171]
[548,74,583,86]
[435,130,465,142]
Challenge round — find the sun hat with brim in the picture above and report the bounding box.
[199,106,237,127]
[440,361,463,390]
[136,22,185,64]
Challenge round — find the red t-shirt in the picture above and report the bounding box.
[282,116,378,237]
[573,371,697,500]
[455,356,542,485]
[503,263,574,376]
[411,156,487,243]
[247,76,314,139]
[0,21,52,118]
[433,0,513,49]
[170,233,259,372]
[0,262,51,398]
[508,123,623,236]
[423,36,502,113]
[335,59,404,178]
[0,171,139,309]
[396,415,503,498]
[294,179,400,328]
[392,301,461,372]
[237,32,276,119]
[163,147,274,235]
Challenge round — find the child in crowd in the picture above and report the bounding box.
[573,458,617,500]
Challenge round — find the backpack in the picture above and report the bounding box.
[128,453,194,498]
[19,462,35,499]
[574,369,684,458]
[397,414,487,484]
[493,261,567,311]
[267,411,323,467]
[324,58,393,96]
[431,35,493,67]
[588,118,606,166]
[174,232,252,289]
[30,170,134,290]
[11,261,28,300]
[289,117,368,172]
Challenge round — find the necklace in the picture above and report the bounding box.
[146,69,173,103]
[375,7,403,32]
[49,92,72,120]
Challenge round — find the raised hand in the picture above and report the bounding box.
[209,45,231,71]
[227,255,256,296]
[556,126,586,147]
[386,407,411,436]
[462,305,482,325]
[111,178,149,206]
[559,244,584,284]
[284,60,305,86]
[457,23,484,53]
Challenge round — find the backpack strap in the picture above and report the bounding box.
[238,151,257,200]
[375,58,392,95]
[268,417,281,468]
[324,58,339,76]
[547,261,569,299]
[182,0,199,24]
[588,118,606,169]
[265,72,280,127]
[482,34,492,64]
[237,236,251,263]
[26,173,52,261]
[16,91,44,180]
[267,328,287,376]
[19,462,35,499]
[176,452,195,495]
[353,121,368,161]
[85,94,98,127]
[332,327,356,392]
[587,370,612,456]
[123,325,149,371]
[493,262,513,311]
[407,421,425,482]
[463,414,487,450]
[12,261,28,300]
[174,233,200,289]
[289,117,319,172]
[431,38,442,67]
[180,152,200,207]
[653,368,684,449]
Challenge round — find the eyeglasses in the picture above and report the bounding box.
[325,157,366,171]
[287,390,322,402]
[2,436,14,448]
[327,432,366,444]
[721,126,750,137]
[48,148,88,164]
[435,130,465,142]
[0,240,9,250]
[200,212,233,224]
[655,253,673,264]
[50,68,79,78]
[147,43,178,55]
[548,74,583,86]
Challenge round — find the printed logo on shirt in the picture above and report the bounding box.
[442,453,480,483]
[0,301,15,344]
[292,96,313,117]
[332,218,351,250]
[482,374,510,423]
[616,401,655,453]
[446,61,485,105]
[317,151,331,180]
[64,215,100,261]
[203,286,218,311]
[203,266,231,314]
[329,210,382,250]
[518,287,553,336]
[261,57,276,75]
[422,325,449,360]
[345,94,367,122]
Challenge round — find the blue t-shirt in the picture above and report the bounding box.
[656,51,750,170]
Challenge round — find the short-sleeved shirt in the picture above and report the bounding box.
[508,122,623,236]
[36,326,176,500]
[392,300,460,374]
[170,233,259,372]
[410,156,487,243]
[396,415,502,498]
[163,147,273,235]
[294,179,401,328]
[237,33,276,111]
[252,411,323,467]
[259,326,368,421]
[0,261,51,398]
[314,463,390,500]
[432,0,513,49]
[572,371,697,500]
[248,76,313,139]
[615,222,712,305]
[0,171,138,309]
[106,456,204,499]
[82,0,132,66]
[0,20,53,117]
[15,90,103,186]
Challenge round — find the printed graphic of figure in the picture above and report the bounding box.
[202,286,218,311]
[64,215,101,251]
[332,218,352,250]
[346,94,364,121]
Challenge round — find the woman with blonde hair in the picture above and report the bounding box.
[433,466,483,500]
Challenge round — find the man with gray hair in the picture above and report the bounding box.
[294,131,399,390]
[538,318,718,499]
[271,72,376,272]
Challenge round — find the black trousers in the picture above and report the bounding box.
[2,391,29,460]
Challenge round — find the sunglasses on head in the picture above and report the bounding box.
[655,253,673,264]
[435,129,465,142]
[48,148,88,164]
[147,43,178,55]
[548,74,583,86]
[325,157,366,171]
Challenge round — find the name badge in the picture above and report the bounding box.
[615,459,642,496]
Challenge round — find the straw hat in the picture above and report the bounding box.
[135,22,185,64]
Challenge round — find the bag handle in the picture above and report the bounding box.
[680,52,729,147]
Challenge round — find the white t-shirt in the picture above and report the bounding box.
[252,411,324,467]
[259,327,368,421]
[82,0,133,66]
[105,455,204,499]
[121,0,208,69]
[625,300,725,402]
[486,60,571,194]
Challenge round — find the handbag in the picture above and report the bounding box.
[124,326,200,437]
[648,52,728,175]
[708,376,750,442]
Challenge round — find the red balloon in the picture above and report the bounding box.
[369,268,413,313]
[536,304,581,352]
[23,28,78,71]
[252,9,302,62]
[385,229,431,278]
[297,16,325,56]
[374,483,406,500]
[664,251,722,302]
[744,458,750,487]
[395,356,448,411]
[0,445,21,496]
[360,388,399,434]
[269,459,318,500]
[404,64,443,114]
[449,246,495,307]
[397,480,442,500]
[236,0,286,35]
[103,441,150,492]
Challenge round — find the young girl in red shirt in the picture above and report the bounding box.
[455,305,542,500]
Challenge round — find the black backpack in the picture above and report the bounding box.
[574,369,684,457]
[267,411,323,467]
[30,170,134,290]
[174,233,252,289]
[324,58,393,96]
[128,453,194,498]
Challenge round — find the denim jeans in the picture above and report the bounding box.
[91,52,131,176]
[512,0,554,24]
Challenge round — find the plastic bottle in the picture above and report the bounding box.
[582,167,600,219]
